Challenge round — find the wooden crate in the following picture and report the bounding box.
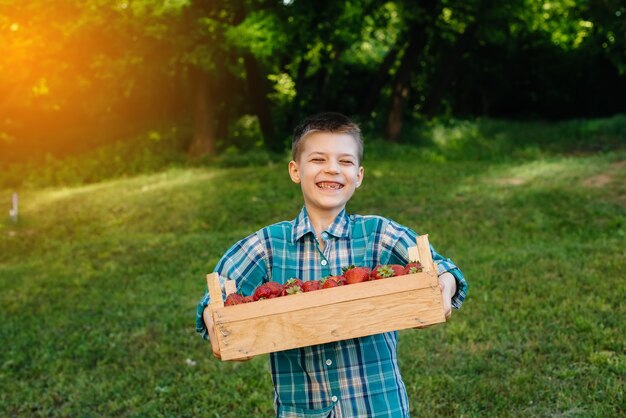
[207,235,446,361]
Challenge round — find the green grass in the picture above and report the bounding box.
[1,119,625,417]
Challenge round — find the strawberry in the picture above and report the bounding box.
[253,283,273,301]
[225,293,244,306]
[253,281,284,300]
[242,296,254,303]
[342,266,371,284]
[282,278,304,295]
[321,275,343,288]
[266,281,284,297]
[390,264,405,276]
[370,264,395,280]
[403,261,423,275]
[302,280,322,292]
[371,264,406,279]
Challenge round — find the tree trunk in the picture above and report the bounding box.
[187,67,216,158]
[384,0,437,142]
[243,53,280,152]
[232,1,280,152]
[215,53,243,142]
[385,26,428,142]
[360,45,400,117]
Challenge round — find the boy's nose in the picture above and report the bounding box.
[325,159,340,173]
[324,160,340,173]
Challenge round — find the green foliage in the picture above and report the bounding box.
[393,114,626,162]
[344,2,402,67]
[226,11,288,61]
[267,72,297,107]
[1,123,624,416]
[1,0,625,160]
[226,114,264,149]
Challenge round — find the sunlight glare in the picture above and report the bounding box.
[29,169,216,209]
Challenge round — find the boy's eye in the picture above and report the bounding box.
[311,158,324,162]
[340,160,354,165]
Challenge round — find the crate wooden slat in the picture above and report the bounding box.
[207,234,446,361]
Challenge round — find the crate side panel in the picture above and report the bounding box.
[214,272,438,323]
[218,286,445,360]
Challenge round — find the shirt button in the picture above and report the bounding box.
[321,260,327,266]
[331,396,338,402]
[326,359,332,366]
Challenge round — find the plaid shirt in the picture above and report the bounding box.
[196,207,468,418]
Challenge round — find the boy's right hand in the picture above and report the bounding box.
[203,306,254,362]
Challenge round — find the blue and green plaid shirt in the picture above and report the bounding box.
[196,207,468,417]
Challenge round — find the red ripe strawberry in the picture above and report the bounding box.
[242,296,254,303]
[225,293,244,306]
[266,281,284,297]
[302,280,322,292]
[390,264,405,276]
[282,278,304,295]
[342,266,371,284]
[253,283,273,301]
[403,261,423,275]
[321,275,343,288]
[370,265,395,280]
[322,279,339,288]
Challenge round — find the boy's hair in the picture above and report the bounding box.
[292,112,363,163]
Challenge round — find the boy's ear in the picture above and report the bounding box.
[356,166,364,188]
[288,160,301,184]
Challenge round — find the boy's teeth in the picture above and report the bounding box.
[318,182,342,189]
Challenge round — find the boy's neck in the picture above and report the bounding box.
[305,205,344,244]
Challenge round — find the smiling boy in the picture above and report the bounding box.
[197,112,468,417]
[287,129,363,251]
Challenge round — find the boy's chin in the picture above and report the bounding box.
[310,198,350,212]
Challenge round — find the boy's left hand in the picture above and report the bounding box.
[438,272,457,320]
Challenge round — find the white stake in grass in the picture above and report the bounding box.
[9,192,18,224]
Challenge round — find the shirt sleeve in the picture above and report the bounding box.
[195,231,269,340]
[382,220,469,309]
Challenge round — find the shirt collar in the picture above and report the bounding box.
[291,207,351,243]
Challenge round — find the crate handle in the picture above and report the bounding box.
[407,234,436,273]
[206,273,224,309]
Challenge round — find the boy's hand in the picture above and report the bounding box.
[203,306,254,362]
[438,272,457,320]
[414,272,456,329]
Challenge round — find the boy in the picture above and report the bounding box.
[196,112,468,417]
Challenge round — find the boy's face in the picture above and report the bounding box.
[288,132,364,216]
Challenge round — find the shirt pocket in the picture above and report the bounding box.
[277,402,336,418]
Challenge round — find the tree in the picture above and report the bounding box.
[385,0,438,141]
[1,0,625,164]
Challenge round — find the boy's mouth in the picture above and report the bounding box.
[316,181,343,190]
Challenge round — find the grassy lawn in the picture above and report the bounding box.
[1,119,624,417]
